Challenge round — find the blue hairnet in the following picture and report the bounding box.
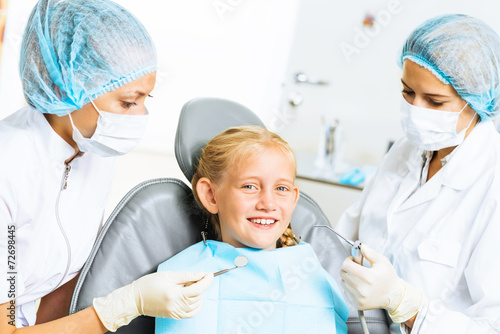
[20,0,157,116]
[400,14,500,121]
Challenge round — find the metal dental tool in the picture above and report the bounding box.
[213,255,248,277]
[183,255,248,287]
[313,225,369,334]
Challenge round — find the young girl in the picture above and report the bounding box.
[156,126,348,333]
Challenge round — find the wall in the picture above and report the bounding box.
[0,0,33,115]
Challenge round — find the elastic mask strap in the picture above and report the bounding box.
[463,104,477,131]
[456,102,476,133]
[69,100,100,128]
[90,101,102,115]
[458,102,468,114]
[68,112,76,128]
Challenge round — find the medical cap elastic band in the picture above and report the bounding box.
[402,55,451,85]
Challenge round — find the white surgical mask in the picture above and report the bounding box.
[400,97,476,151]
[69,101,149,157]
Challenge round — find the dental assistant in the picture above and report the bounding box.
[0,0,212,333]
[337,14,500,333]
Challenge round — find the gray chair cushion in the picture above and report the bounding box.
[293,192,390,334]
[175,97,265,181]
[69,178,204,333]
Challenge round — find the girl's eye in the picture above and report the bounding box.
[121,101,137,109]
[243,185,256,190]
[402,89,414,95]
[276,186,289,192]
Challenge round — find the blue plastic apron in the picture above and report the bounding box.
[155,241,348,334]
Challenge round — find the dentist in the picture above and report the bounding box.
[0,0,212,333]
[337,14,500,333]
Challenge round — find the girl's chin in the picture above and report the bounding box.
[243,237,279,250]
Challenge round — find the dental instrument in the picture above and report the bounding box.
[213,255,249,277]
[183,255,248,287]
[313,225,369,334]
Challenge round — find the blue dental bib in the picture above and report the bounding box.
[155,241,348,334]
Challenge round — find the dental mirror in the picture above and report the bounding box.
[183,255,248,287]
[214,255,248,277]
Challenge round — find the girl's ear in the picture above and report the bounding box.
[292,185,300,208]
[196,177,219,214]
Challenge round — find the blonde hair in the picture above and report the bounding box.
[192,125,300,248]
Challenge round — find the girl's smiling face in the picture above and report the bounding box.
[197,147,299,250]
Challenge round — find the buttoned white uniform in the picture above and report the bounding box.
[336,121,500,333]
[0,107,116,327]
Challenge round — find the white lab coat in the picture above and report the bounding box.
[0,107,115,327]
[336,121,500,333]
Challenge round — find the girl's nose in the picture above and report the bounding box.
[256,189,276,211]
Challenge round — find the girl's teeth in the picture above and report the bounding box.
[250,219,276,225]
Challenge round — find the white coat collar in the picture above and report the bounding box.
[395,121,497,213]
[28,107,77,164]
[401,120,496,191]
[440,121,497,190]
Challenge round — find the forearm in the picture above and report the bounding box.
[1,304,107,334]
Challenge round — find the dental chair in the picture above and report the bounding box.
[69,97,391,333]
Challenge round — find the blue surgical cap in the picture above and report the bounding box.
[400,14,500,121]
[20,0,157,116]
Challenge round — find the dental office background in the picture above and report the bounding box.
[1,0,500,225]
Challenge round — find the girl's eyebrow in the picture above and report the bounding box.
[238,176,294,184]
[276,178,294,184]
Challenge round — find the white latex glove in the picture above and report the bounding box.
[93,271,213,332]
[340,244,425,323]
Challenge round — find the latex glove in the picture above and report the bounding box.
[340,244,425,323]
[93,271,213,332]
